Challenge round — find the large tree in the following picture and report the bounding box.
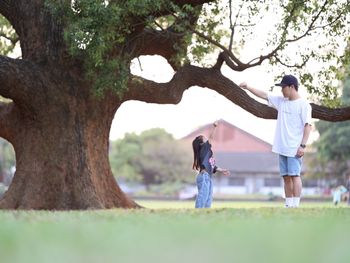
[0,0,349,210]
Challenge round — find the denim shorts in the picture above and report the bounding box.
[279,155,302,176]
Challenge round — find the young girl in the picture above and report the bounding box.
[192,121,230,208]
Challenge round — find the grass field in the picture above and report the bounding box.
[0,201,349,263]
[137,199,347,209]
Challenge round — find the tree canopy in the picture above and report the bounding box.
[2,0,350,103]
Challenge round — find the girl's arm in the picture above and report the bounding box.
[216,167,231,176]
[208,121,218,143]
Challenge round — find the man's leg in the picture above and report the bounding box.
[292,176,302,207]
[280,155,293,207]
[287,156,303,207]
[283,176,294,207]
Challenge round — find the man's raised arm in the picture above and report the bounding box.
[239,82,268,100]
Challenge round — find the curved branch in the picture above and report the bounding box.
[0,56,28,100]
[273,54,310,69]
[310,103,350,122]
[214,51,271,72]
[0,56,41,105]
[123,64,350,122]
[0,102,20,142]
[123,65,278,118]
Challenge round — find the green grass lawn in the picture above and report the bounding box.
[0,201,349,263]
[137,200,347,209]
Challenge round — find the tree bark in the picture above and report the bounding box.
[0,72,139,209]
[0,130,138,209]
[0,123,139,209]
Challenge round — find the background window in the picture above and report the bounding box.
[264,178,281,187]
[228,177,245,186]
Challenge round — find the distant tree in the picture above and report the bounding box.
[110,129,193,191]
[313,65,350,182]
[109,133,143,184]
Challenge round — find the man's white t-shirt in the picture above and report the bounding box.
[267,94,312,157]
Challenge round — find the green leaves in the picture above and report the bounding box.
[0,16,18,56]
[47,1,134,95]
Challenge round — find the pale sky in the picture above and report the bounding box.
[110,55,317,144]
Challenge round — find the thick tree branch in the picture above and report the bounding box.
[0,56,43,106]
[123,65,276,116]
[310,103,350,122]
[0,102,20,142]
[123,64,350,122]
[0,56,28,100]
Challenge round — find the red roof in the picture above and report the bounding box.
[182,119,272,153]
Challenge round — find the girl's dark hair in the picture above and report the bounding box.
[192,135,203,170]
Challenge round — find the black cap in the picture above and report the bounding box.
[275,75,298,87]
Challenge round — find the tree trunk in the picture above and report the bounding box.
[0,79,139,210]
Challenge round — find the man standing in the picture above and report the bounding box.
[240,75,312,208]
